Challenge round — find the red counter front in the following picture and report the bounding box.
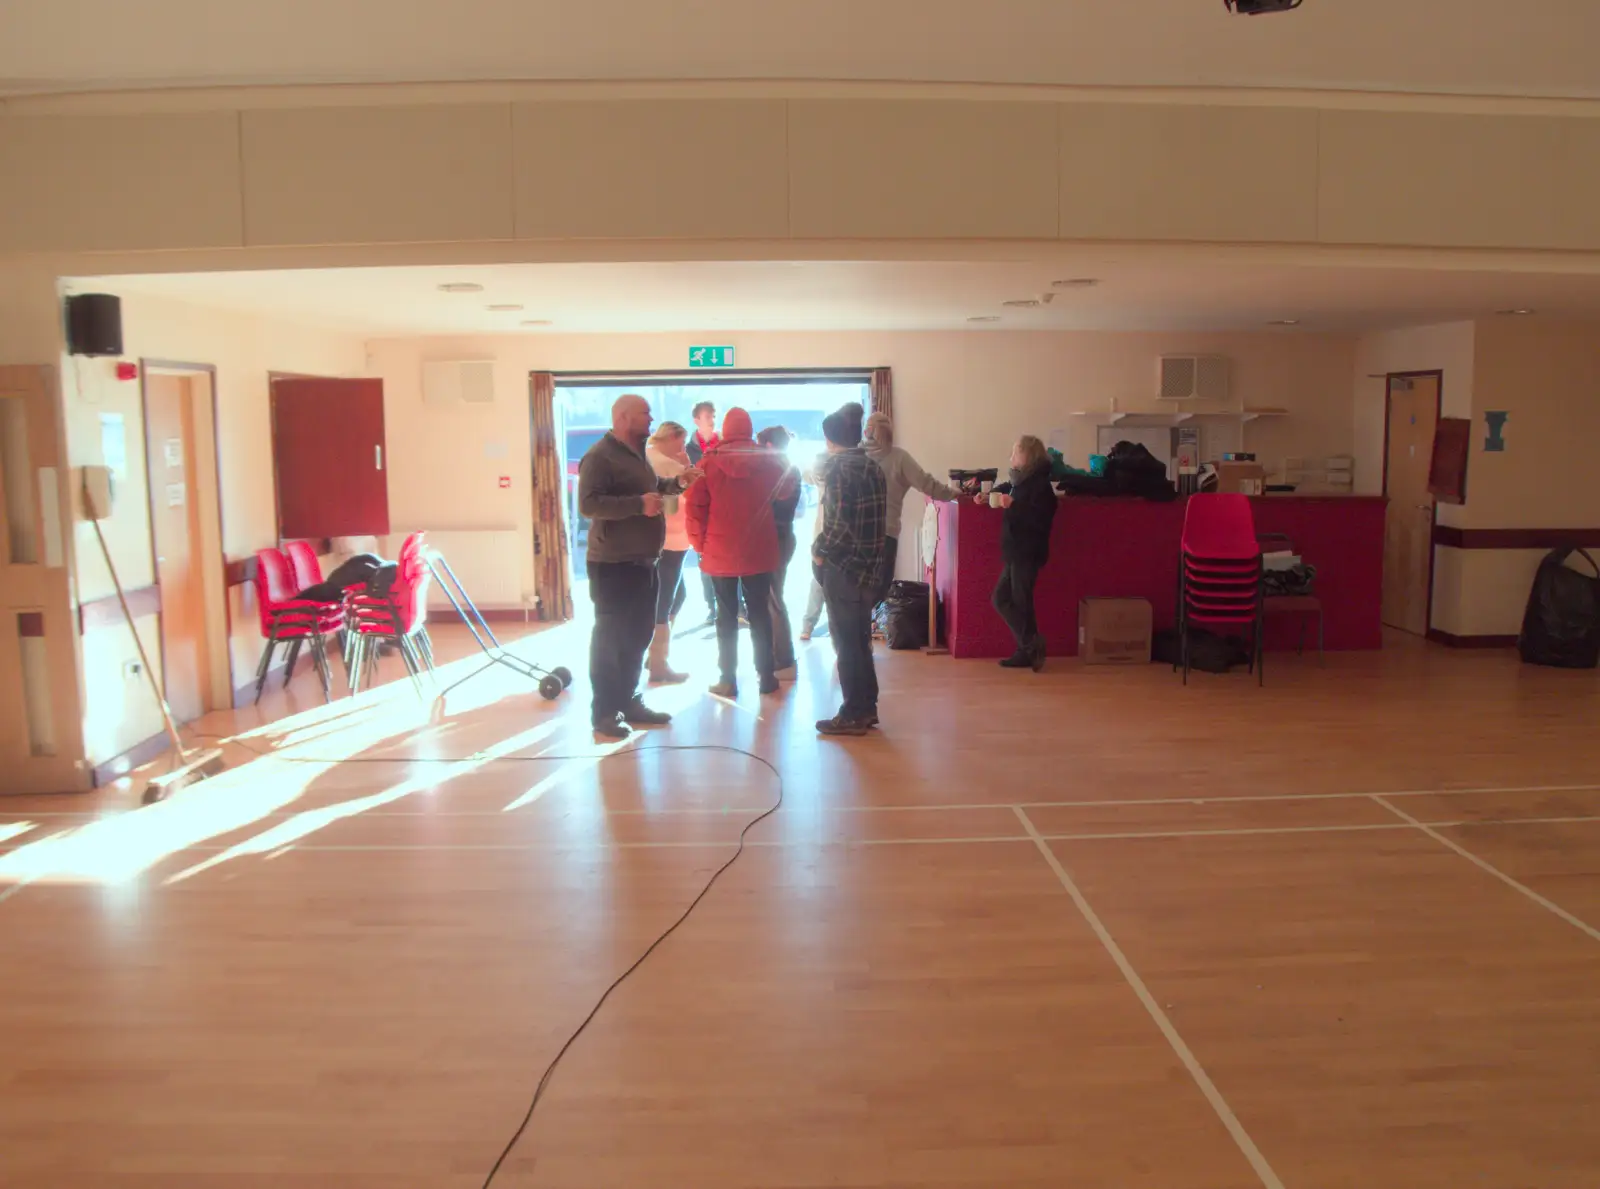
[933,495,1386,659]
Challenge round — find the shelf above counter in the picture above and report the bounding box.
[1070,406,1287,426]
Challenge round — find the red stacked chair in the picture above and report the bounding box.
[1177,494,1265,685]
[344,533,435,694]
[251,546,342,704]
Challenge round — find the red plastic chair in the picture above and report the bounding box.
[1177,495,1264,685]
[251,547,341,703]
[345,546,436,694]
[283,539,322,593]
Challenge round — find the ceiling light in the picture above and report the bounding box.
[967,315,1001,323]
[1496,307,1535,316]
[1268,318,1300,326]
[437,282,483,293]
[1052,278,1100,289]
[487,303,524,312]
[1002,299,1041,308]
[521,319,553,327]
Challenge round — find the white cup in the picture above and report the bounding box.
[989,491,1005,509]
[980,479,994,494]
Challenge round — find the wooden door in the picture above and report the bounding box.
[271,378,389,539]
[144,374,212,724]
[1381,374,1440,635]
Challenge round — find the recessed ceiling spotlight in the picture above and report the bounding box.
[967,315,1001,323]
[437,282,484,293]
[1268,318,1300,326]
[521,319,553,327]
[1496,307,1535,316]
[487,303,524,312]
[1002,299,1041,308]
[1052,278,1100,289]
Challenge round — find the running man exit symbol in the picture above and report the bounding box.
[689,346,735,369]
[1484,411,1508,452]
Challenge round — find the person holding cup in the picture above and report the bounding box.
[975,434,1057,671]
[578,394,701,738]
[645,420,694,684]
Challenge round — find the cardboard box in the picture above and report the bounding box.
[1078,598,1153,665]
[1215,461,1267,496]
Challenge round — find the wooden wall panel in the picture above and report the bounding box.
[0,113,243,252]
[514,100,788,239]
[1317,111,1596,251]
[1059,104,1319,243]
[241,104,515,245]
[788,100,1059,239]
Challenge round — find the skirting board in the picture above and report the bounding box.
[1427,629,1519,649]
[232,663,291,709]
[92,730,172,787]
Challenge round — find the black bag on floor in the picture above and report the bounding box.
[1518,548,1600,669]
[880,579,934,650]
[1152,628,1250,673]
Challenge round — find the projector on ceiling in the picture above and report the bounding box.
[1224,0,1303,12]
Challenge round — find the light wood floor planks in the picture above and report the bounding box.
[1,622,1598,1187]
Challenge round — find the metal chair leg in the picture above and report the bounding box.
[254,626,280,704]
[311,632,334,702]
[282,637,303,687]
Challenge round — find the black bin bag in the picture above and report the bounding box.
[879,579,934,650]
[1518,548,1600,669]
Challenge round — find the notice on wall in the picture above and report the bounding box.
[164,438,183,470]
[166,482,186,508]
[484,440,509,460]
[99,412,127,480]
[498,475,511,489]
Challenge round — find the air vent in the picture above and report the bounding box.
[1157,355,1229,402]
[422,360,496,406]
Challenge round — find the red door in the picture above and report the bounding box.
[271,378,390,538]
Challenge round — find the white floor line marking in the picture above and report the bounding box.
[13,780,1600,820]
[1012,805,1285,1189]
[1372,795,1600,944]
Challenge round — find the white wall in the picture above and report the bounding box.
[370,328,1357,592]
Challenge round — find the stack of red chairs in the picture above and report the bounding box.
[344,532,436,694]
[1177,494,1265,685]
[251,546,342,704]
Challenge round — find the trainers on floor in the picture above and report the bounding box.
[999,651,1031,668]
[709,681,738,699]
[622,699,671,727]
[592,714,631,740]
[816,715,871,737]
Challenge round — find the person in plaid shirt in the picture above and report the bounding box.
[811,404,887,736]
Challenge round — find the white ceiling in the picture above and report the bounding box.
[6,0,1600,99]
[88,259,1600,338]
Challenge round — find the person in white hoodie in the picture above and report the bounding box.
[645,421,693,683]
[863,412,962,605]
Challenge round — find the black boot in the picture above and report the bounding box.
[999,650,1031,668]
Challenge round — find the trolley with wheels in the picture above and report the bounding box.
[424,551,572,699]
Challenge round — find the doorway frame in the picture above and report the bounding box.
[138,358,232,710]
[1380,369,1444,636]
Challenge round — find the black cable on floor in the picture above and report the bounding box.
[176,732,783,1188]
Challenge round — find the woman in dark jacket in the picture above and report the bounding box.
[977,434,1057,670]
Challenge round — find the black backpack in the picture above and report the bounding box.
[1518,548,1600,669]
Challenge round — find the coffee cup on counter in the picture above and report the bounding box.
[980,479,994,494]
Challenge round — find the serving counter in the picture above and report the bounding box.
[932,495,1386,659]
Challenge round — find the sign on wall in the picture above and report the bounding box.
[689,346,735,369]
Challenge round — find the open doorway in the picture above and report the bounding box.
[556,371,871,621]
[1381,370,1443,636]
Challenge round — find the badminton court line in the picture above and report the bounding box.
[1371,795,1600,944]
[1012,805,1286,1189]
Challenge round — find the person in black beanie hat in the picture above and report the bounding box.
[812,403,887,736]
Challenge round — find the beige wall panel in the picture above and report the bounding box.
[788,100,1058,239]
[514,100,788,239]
[1059,104,1318,243]
[241,104,514,246]
[1318,111,1590,250]
[0,113,243,252]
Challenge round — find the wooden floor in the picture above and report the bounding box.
[2,622,1599,1187]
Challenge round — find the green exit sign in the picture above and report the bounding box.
[689,346,735,369]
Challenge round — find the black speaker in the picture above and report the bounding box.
[65,293,123,357]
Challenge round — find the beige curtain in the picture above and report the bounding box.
[529,372,573,622]
[870,367,893,419]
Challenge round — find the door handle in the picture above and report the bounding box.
[375,445,383,471]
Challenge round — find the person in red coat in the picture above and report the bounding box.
[684,407,798,697]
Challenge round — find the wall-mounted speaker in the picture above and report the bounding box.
[65,293,124,357]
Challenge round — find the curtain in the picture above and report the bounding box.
[529,372,574,623]
[870,367,893,419]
